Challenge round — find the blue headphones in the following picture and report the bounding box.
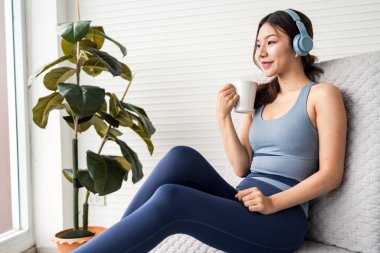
[283,9,313,56]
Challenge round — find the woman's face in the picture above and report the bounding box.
[254,23,296,77]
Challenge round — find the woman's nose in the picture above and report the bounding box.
[257,44,268,57]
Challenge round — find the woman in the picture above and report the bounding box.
[74,9,347,253]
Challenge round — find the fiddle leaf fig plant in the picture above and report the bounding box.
[31,9,155,239]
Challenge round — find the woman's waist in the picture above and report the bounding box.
[246,171,300,189]
[251,155,318,181]
[243,171,310,218]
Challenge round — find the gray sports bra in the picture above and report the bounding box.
[249,81,319,181]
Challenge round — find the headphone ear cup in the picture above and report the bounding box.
[293,34,304,56]
[299,36,313,54]
[293,34,312,56]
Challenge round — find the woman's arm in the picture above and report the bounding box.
[216,83,253,177]
[269,83,347,213]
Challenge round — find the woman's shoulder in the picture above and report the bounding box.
[311,82,342,100]
[311,82,345,111]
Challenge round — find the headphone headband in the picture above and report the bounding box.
[283,9,308,36]
[282,9,313,56]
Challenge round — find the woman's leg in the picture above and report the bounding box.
[73,182,307,253]
[122,145,237,218]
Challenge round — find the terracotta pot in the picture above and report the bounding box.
[52,226,106,253]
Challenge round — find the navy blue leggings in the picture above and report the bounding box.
[73,146,307,253]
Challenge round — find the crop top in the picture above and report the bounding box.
[249,81,319,181]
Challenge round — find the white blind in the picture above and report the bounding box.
[67,0,380,226]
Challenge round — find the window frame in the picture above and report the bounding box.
[0,0,34,251]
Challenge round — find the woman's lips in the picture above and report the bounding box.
[261,61,273,69]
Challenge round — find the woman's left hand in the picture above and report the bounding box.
[235,187,276,215]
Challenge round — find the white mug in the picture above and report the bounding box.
[232,80,258,113]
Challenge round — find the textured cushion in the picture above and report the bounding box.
[153,51,380,252]
[152,236,356,253]
[305,51,380,253]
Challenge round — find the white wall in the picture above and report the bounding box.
[30,0,380,251]
[26,0,72,251]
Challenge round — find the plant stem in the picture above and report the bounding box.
[98,126,111,154]
[72,137,79,230]
[121,74,134,102]
[83,190,90,230]
[73,0,81,231]
[76,0,81,21]
[75,0,81,84]
[96,75,134,157]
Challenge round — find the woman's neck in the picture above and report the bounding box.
[277,73,311,94]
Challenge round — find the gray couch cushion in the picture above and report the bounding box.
[305,51,380,253]
[296,240,357,253]
[152,236,356,253]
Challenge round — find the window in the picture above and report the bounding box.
[0,0,34,252]
[0,0,12,235]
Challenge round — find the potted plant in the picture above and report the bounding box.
[30,1,155,252]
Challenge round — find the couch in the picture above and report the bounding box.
[151,51,380,253]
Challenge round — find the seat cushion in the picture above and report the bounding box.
[152,234,356,253]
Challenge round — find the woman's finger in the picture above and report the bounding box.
[218,83,235,93]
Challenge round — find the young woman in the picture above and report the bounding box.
[74,9,347,253]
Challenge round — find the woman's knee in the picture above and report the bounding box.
[166,145,201,159]
[162,146,206,171]
[150,184,186,214]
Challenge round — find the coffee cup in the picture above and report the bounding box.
[231,80,258,113]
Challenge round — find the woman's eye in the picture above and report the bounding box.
[268,41,276,45]
[256,44,261,48]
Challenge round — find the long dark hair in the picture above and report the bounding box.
[253,9,323,109]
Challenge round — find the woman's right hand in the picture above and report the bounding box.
[216,83,239,120]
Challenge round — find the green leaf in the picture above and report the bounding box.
[91,115,108,138]
[86,151,125,195]
[61,38,98,64]
[63,103,74,116]
[130,116,154,155]
[32,92,64,128]
[92,29,127,56]
[82,57,131,80]
[63,115,93,133]
[86,48,122,76]
[59,229,95,239]
[43,67,76,91]
[115,138,143,183]
[90,114,122,139]
[57,21,91,43]
[120,63,132,80]
[111,156,131,172]
[82,57,104,77]
[100,100,107,112]
[34,55,73,78]
[98,111,120,128]
[58,83,105,118]
[109,128,123,138]
[121,102,156,136]
[86,26,105,49]
[108,93,133,127]
[61,38,75,60]
[62,169,74,183]
[78,170,97,193]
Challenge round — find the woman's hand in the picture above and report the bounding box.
[216,83,239,120]
[235,187,276,215]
